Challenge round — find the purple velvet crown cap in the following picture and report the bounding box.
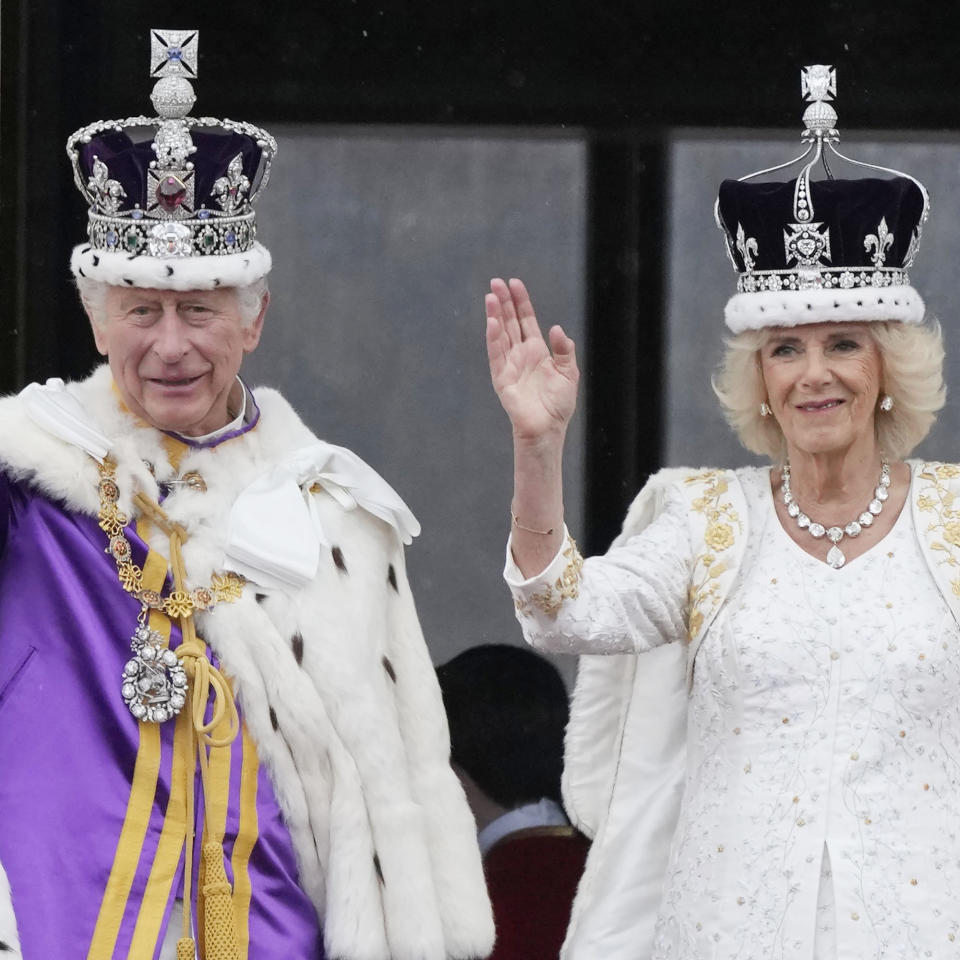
[78,129,265,218]
[718,176,926,275]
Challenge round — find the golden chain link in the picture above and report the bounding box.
[97,459,245,616]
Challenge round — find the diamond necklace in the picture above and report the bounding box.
[781,459,891,569]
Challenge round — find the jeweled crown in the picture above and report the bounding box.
[66,29,277,288]
[715,65,930,333]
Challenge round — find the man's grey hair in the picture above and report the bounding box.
[75,276,269,328]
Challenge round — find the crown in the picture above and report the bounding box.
[715,65,930,333]
[66,29,278,290]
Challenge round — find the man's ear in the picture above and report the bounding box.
[85,301,109,357]
[242,290,269,353]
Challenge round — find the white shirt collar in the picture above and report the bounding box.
[477,797,569,856]
[170,376,249,444]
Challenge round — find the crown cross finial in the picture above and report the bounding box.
[801,64,839,141]
[801,65,836,102]
[150,29,199,79]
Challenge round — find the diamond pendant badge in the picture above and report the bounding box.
[121,624,188,723]
[826,545,846,569]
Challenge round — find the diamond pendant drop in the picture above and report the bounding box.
[826,545,846,569]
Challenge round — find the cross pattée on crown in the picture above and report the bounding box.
[150,28,199,79]
[801,64,836,103]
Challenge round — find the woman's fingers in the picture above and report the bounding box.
[490,277,518,323]
[490,277,522,347]
[548,324,576,359]
[485,292,514,368]
[485,313,509,380]
[484,292,502,326]
[508,278,541,342]
[486,278,577,392]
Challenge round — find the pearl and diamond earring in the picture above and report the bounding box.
[879,394,894,412]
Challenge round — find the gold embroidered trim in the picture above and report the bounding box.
[685,470,742,641]
[916,463,960,597]
[518,535,584,619]
[97,458,246,616]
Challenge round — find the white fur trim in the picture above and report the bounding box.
[0,370,494,960]
[724,285,925,333]
[0,858,21,958]
[69,242,271,290]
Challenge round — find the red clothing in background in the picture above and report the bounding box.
[484,826,589,959]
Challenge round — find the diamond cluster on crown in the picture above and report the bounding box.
[65,28,277,258]
[736,266,910,294]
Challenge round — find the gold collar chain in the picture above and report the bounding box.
[97,458,245,617]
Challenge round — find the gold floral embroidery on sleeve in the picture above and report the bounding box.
[916,463,960,596]
[685,470,742,642]
[517,536,584,619]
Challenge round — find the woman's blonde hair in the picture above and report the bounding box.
[712,320,946,462]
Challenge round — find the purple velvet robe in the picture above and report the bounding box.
[0,444,324,958]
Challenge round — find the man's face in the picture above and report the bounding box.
[89,286,266,436]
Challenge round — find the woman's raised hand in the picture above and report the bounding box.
[485,278,580,442]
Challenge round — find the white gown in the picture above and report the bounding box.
[507,466,960,960]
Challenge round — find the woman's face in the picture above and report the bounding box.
[759,322,883,458]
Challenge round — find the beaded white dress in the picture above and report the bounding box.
[507,466,960,960]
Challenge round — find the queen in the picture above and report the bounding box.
[485,66,957,958]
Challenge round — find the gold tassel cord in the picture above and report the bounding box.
[201,840,242,960]
[133,492,241,960]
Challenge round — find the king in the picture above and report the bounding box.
[0,27,493,960]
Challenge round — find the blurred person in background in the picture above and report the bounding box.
[437,644,589,960]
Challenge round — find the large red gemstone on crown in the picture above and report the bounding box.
[156,175,187,213]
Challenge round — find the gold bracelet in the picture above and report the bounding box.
[512,513,558,536]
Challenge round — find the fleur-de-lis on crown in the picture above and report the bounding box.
[864,218,894,268]
[903,229,921,269]
[212,154,251,215]
[87,157,127,215]
[736,223,759,272]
